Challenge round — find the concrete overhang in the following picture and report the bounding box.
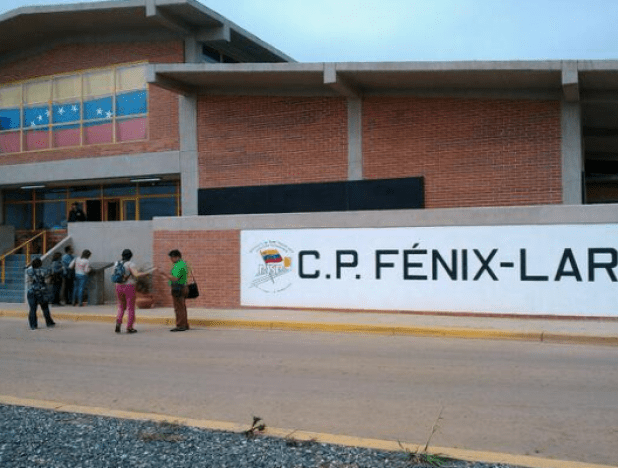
[149,59,618,102]
[578,60,618,102]
[149,60,576,98]
[0,151,182,189]
[149,62,329,95]
[0,0,294,65]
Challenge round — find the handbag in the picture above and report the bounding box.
[186,270,199,299]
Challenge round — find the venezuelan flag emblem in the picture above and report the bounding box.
[261,249,283,264]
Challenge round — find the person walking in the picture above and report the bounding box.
[70,249,92,306]
[113,249,154,334]
[159,249,190,332]
[61,245,75,305]
[26,258,56,330]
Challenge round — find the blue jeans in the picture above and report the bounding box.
[72,274,89,305]
[27,290,54,328]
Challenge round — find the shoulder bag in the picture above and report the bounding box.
[187,269,199,299]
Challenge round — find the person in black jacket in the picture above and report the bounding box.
[68,202,86,222]
[26,258,56,330]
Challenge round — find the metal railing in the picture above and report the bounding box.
[0,231,47,284]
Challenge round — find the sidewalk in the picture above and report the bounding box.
[1,302,618,346]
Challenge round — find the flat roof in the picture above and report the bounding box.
[149,60,618,98]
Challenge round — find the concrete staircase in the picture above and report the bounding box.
[0,254,26,303]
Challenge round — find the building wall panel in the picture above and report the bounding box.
[363,97,562,208]
[153,229,240,308]
[197,96,348,188]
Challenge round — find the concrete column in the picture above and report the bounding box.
[348,98,363,181]
[179,93,199,216]
[561,101,584,205]
[184,37,200,64]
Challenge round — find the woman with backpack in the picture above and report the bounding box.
[26,258,56,330]
[113,249,155,334]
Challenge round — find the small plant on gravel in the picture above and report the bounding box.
[283,429,317,447]
[243,415,267,438]
[398,407,452,467]
[138,420,186,443]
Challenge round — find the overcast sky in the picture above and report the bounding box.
[2,0,618,63]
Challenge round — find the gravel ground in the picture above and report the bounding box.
[0,404,522,468]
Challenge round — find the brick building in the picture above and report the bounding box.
[1,0,617,315]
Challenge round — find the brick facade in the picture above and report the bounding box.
[363,97,562,208]
[153,230,240,308]
[0,40,183,165]
[197,96,348,188]
[196,95,562,209]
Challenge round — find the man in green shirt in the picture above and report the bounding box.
[160,249,190,331]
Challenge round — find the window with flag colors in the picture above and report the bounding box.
[0,64,148,154]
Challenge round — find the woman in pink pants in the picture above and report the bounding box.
[114,249,153,334]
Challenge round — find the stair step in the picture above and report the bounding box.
[4,266,26,276]
[0,282,25,289]
[0,295,24,303]
[0,254,45,303]
[1,270,26,280]
[0,255,26,302]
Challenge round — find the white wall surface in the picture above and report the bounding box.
[68,221,153,303]
[241,225,618,316]
[0,225,15,256]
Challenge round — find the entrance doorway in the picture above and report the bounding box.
[104,199,137,221]
[85,200,101,222]
[106,200,120,221]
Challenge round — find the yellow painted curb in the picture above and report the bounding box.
[541,332,618,346]
[1,308,617,345]
[207,318,544,341]
[0,395,613,468]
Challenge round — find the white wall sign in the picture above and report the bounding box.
[241,225,618,316]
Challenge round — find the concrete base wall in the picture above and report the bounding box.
[154,203,618,232]
[150,204,618,313]
[68,221,153,304]
[64,204,618,309]
[0,225,15,256]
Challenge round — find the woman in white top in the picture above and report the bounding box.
[69,249,91,306]
[114,249,152,334]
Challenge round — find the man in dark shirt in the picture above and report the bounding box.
[68,202,87,222]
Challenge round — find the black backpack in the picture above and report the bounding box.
[29,267,48,298]
[111,261,128,284]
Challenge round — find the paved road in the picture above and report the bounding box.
[1,318,616,466]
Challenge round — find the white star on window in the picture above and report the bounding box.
[37,115,43,121]
[30,121,36,127]
[96,108,103,115]
[45,109,50,117]
[71,105,78,112]
[106,111,113,118]
[58,107,65,115]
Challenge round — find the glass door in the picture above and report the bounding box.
[105,200,120,221]
[103,198,137,221]
[123,200,137,220]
